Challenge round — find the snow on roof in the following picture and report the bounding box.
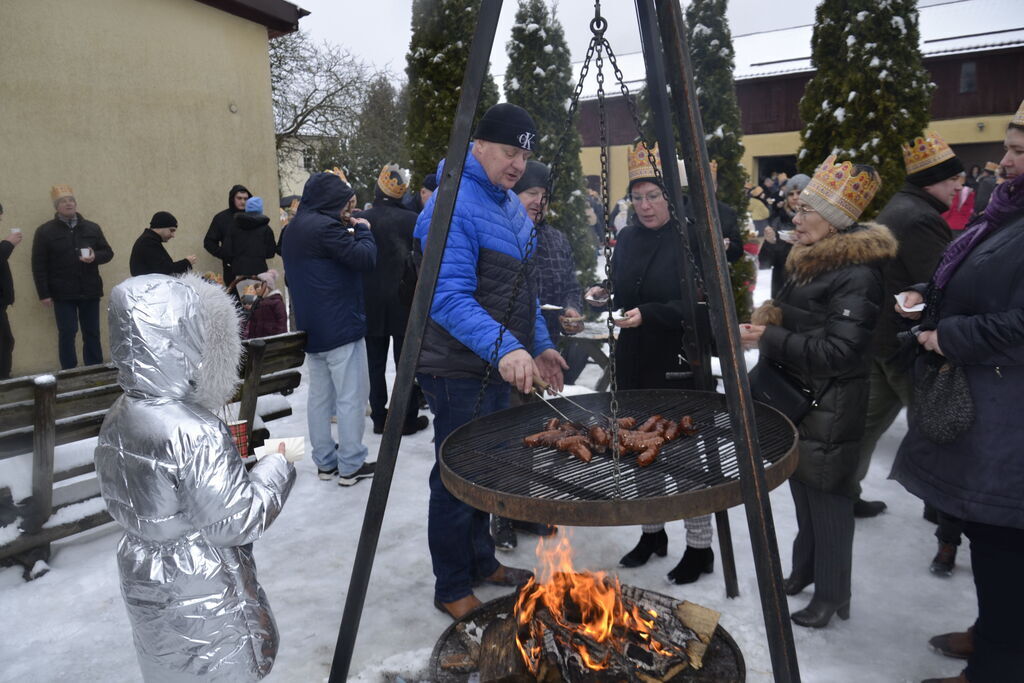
[572,0,1022,96]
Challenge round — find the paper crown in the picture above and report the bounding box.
[801,155,881,228]
[377,163,410,199]
[325,166,349,184]
[1013,99,1024,127]
[627,142,661,184]
[50,185,74,201]
[902,131,956,175]
[984,161,1000,172]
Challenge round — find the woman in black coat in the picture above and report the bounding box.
[224,197,276,278]
[759,174,810,297]
[893,106,1024,683]
[742,156,896,628]
[584,146,717,586]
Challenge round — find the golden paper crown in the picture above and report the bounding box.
[50,185,74,201]
[1013,99,1024,127]
[377,163,410,199]
[985,161,1000,172]
[802,155,881,227]
[324,167,349,184]
[627,142,661,184]
[902,131,956,175]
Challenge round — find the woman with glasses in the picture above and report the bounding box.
[759,174,811,298]
[740,155,896,628]
[585,144,736,585]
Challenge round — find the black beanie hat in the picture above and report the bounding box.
[423,173,438,192]
[906,156,965,188]
[473,103,538,151]
[149,211,178,229]
[512,160,550,194]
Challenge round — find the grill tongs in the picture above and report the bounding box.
[532,378,612,426]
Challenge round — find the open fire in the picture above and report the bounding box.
[510,534,718,681]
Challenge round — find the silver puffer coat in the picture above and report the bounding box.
[95,273,296,682]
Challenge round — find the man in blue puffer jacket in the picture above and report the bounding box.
[415,104,568,620]
[281,170,377,486]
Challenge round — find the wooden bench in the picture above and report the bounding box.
[0,330,306,579]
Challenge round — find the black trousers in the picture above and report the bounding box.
[964,521,1024,683]
[365,334,418,429]
[0,305,12,379]
[789,479,855,603]
[53,298,102,370]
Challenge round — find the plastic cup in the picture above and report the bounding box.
[80,247,91,258]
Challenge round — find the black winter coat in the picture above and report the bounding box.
[129,230,192,277]
[356,198,417,338]
[224,213,276,278]
[0,239,14,307]
[753,223,897,497]
[204,184,249,281]
[31,214,114,301]
[872,183,952,358]
[611,220,696,390]
[758,210,796,298]
[894,209,1024,530]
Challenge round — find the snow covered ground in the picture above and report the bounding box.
[0,270,976,682]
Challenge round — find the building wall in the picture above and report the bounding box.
[0,0,282,375]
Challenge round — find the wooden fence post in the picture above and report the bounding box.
[31,375,57,528]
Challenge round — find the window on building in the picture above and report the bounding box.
[302,148,316,171]
[959,61,977,94]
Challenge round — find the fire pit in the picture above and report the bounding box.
[430,592,744,682]
[440,389,797,526]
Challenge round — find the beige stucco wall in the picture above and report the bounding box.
[0,0,282,375]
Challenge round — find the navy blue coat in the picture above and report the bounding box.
[280,173,376,353]
[894,210,1024,530]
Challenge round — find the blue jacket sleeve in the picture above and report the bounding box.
[533,301,554,356]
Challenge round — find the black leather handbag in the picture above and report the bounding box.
[748,360,829,425]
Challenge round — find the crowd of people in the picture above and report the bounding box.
[9,93,1018,682]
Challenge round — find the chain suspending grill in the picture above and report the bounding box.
[444,3,799,528]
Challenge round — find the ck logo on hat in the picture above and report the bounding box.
[518,131,535,150]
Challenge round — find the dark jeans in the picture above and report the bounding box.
[964,521,1024,683]
[417,373,509,603]
[366,334,419,429]
[936,510,965,546]
[53,298,102,370]
[0,306,13,379]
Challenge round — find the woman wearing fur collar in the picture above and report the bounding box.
[740,156,897,629]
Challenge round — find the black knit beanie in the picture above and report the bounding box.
[149,211,178,229]
[474,103,538,151]
[512,160,550,194]
[423,173,438,192]
[906,156,965,188]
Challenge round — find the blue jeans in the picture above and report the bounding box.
[53,298,102,369]
[417,374,509,603]
[305,340,369,476]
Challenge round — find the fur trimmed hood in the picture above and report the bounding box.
[108,273,242,411]
[784,221,897,286]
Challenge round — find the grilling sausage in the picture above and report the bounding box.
[619,430,665,452]
[637,415,663,433]
[523,430,566,447]
[636,444,661,467]
[588,425,611,450]
[662,419,680,441]
[544,417,560,431]
[680,415,698,435]
[617,416,637,429]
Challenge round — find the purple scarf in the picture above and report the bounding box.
[933,172,1024,289]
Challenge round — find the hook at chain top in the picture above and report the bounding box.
[591,1,607,35]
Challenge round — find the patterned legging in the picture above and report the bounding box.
[642,514,713,549]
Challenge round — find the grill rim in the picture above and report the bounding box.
[439,389,798,526]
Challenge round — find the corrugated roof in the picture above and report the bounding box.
[572,0,1021,95]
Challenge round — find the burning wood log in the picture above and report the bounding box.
[478,615,532,682]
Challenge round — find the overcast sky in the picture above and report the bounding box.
[295,0,827,80]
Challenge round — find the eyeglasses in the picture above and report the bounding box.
[795,206,818,216]
[629,190,666,205]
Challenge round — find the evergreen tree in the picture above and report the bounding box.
[405,0,499,188]
[504,0,596,284]
[346,76,410,205]
[798,0,932,217]
[685,0,747,219]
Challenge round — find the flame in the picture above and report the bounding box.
[514,532,677,671]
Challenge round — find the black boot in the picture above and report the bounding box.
[930,542,957,576]
[853,498,887,518]
[791,596,850,628]
[782,574,813,596]
[491,516,517,551]
[667,546,714,585]
[619,530,668,568]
